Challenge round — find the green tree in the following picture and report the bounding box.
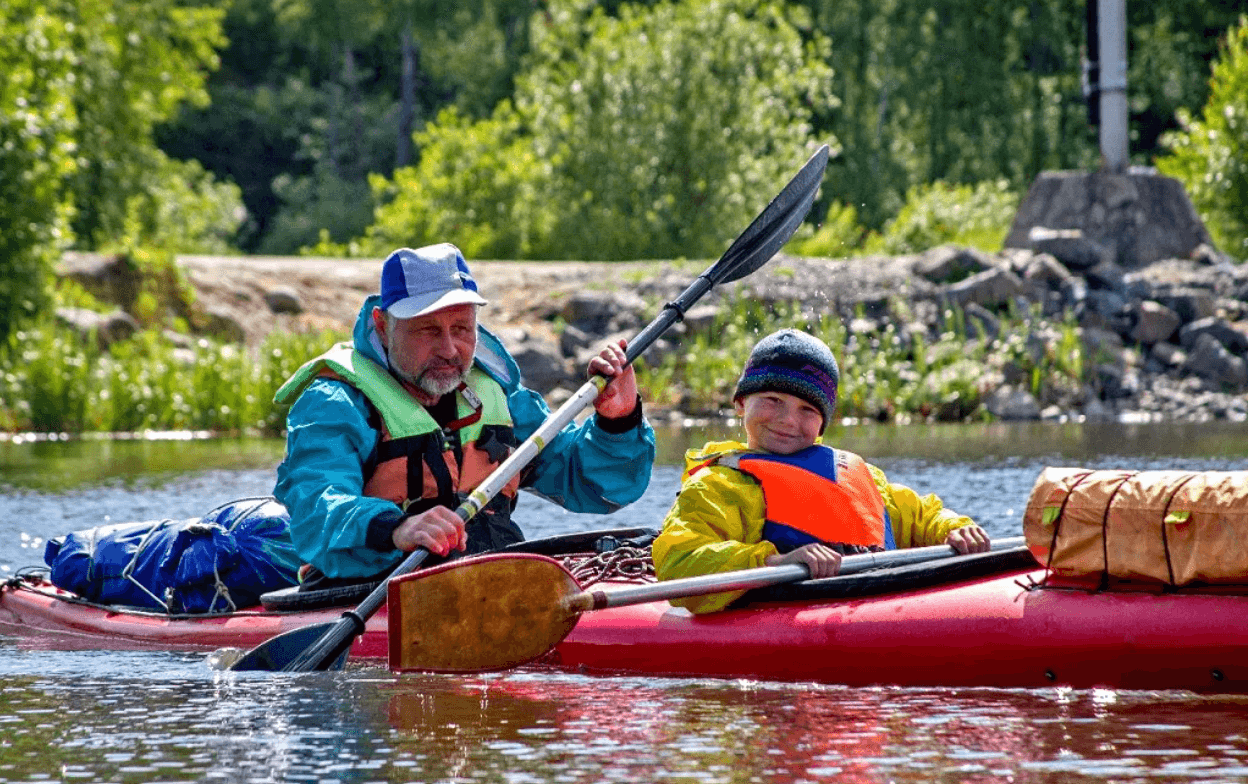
[1128,2,1248,155]
[1157,16,1248,260]
[359,0,835,261]
[801,0,1094,231]
[0,2,78,345]
[331,103,550,260]
[63,0,235,251]
[519,0,836,260]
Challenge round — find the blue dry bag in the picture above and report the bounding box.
[43,497,302,614]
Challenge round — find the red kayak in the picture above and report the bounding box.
[541,568,1248,692]
[6,529,1248,693]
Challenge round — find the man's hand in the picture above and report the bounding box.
[946,524,991,554]
[392,506,467,556]
[765,543,843,579]
[587,339,638,419]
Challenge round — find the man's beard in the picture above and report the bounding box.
[415,366,465,398]
[393,361,466,399]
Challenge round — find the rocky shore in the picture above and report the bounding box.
[57,240,1248,425]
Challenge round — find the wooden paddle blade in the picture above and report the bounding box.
[388,554,582,673]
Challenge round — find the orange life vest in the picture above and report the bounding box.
[716,445,893,553]
[275,343,522,552]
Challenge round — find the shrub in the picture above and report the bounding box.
[1156,16,1248,261]
[869,180,1020,255]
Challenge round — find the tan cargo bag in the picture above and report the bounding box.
[1024,467,1248,586]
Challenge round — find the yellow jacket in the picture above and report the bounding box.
[652,439,976,613]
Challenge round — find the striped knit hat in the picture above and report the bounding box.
[733,329,839,432]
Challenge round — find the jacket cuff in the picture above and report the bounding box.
[365,508,405,552]
[595,394,644,434]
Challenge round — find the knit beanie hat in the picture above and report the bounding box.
[733,329,839,431]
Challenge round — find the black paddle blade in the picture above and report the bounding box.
[708,144,829,286]
[221,621,350,672]
[623,144,830,366]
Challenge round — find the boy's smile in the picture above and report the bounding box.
[735,391,824,455]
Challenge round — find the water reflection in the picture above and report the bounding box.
[4,638,1248,782]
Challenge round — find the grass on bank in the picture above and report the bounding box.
[634,295,1086,424]
[0,326,344,435]
[1,296,1086,434]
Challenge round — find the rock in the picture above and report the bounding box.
[1131,301,1181,345]
[1006,169,1215,269]
[560,290,647,335]
[681,304,721,336]
[1150,341,1186,368]
[57,252,142,310]
[963,303,1000,341]
[1023,227,1113,271]
[1178,317,1248,355]
[984,385,1041,421]
[558,323,593,357]
[1183,333,1248,389]
[510,339,572,394]
[911,245,993,283]
[1082,398,1116,422]
[54,307,140,349]
[941,266,1025,309]
[199,305,247,344]
[1154,287,1218,323]
[264,286,303,315]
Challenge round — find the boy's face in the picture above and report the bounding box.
[734,391,823,455]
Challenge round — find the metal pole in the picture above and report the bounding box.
[1098,0,1128,172]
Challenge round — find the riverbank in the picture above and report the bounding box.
[56,247,1248,426]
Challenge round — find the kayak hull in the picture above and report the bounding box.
[544,568,1248,692]
[0,579,390,660]
[6,561,1248,692]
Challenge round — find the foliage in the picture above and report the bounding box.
[261,170,376,255]
[1,0,241,351]
[0,2,78,347]
[1156,16,1248,261]
[0,323,345,435]
[801,0,1096,231]
[635,294,1088,424]
[517,0,836,260]
[869,180,1021,255]
[58,0,234,251]
[115,155,246,255]
[335,104,552,260]
[788,201,870,258]
[355,0,837,262]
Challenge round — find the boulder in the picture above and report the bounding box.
[1005,169,1216,269]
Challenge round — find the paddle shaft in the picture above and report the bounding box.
[565,536,1027,612]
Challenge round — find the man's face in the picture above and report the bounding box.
[374,303,477,402]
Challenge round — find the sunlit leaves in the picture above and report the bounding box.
[1157,16,1248,260]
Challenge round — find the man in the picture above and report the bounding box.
[273,243,655,583]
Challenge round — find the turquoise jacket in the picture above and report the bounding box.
[274,295,656,579]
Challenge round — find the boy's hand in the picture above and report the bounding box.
[946,524,991,554]
[765,543,842,579]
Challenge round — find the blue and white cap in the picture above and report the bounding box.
[379,243,488,319]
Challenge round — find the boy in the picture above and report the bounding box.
[652,328,990,613]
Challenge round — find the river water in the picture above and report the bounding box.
[3,421,1248,784]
